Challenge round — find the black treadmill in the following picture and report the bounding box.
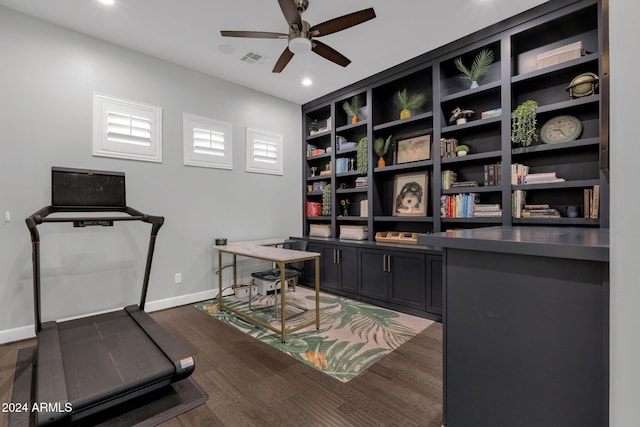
[25,167,195,426]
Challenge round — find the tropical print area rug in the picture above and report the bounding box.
[194,286,433,382]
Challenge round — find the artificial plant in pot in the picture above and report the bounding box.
[454,48,495,89]
[357,137,368,174]
[450,107,474,125]
[511,100,538,146]
[321,183,332,216]
[374,135,392,167]
[343,95,363,124]
[394,88,426,120]
[455,144,470,156]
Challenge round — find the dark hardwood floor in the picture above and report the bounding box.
[0,304,442,427]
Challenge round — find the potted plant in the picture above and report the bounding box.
[394,88,427,120]
[374,135,392,167]
[455,144,470,157]
[450,107,474,125]
[454,48,495,89]
[322,183,332,216]
[356,136,368,174]
[511,100,538,146]
[343,95,363,124]
[309,119,318,135]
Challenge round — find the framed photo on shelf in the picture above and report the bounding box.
[393,172,428,216]
[394,129,432,164]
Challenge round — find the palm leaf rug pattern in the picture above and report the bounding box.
[194,287,433,382]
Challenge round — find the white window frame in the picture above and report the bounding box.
[93,93,162,163]
[245,127,283,175]
[183,113,233,170]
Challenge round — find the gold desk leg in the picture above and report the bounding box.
[218,250,223,306]
[233,254,237,287]
[278,261,286,343]
[315,256,320,329]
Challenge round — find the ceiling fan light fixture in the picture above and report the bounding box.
[289,37,312,54]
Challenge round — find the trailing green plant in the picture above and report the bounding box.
[322,183,332,216]
[511,100,539,146]
[374,135,392,158]
[309,119,318,133]
[342,95,363,117]
[393,88,427,111]
[357,137,368,174]
[454,48,495,85]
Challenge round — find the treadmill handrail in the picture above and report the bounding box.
[25,205,164,333]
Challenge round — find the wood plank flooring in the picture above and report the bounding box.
[0,304,442,427]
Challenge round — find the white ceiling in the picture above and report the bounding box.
[0,0,548,105]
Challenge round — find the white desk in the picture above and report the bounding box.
[214,239,320,342]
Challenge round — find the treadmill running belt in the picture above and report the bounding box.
[56,310,174,409]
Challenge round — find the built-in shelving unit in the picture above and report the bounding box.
[302,0,607,241]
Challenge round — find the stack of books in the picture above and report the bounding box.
[355,177,368,188]
[473,204,502,217]
[521,204,561,217]
[512,189,526,218]
[451,180,479,188]
[523,172,565,184]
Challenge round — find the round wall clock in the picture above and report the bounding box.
[540,115,583,144]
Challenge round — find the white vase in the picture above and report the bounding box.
[456,117,467,125]
[457,150,468,157]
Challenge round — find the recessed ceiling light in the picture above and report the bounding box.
[302,78,313,86]
[98,0,115,5]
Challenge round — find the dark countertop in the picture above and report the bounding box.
[417,226,609,262]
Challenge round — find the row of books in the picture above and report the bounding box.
[484,162,502,186]
[512,163,566,185]
[512,186,600,219]
[306,144,325,157]
[440,194,502,218]
[440,137,459,158]
[335,157,354,174]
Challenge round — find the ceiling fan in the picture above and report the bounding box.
[220,0,376,73]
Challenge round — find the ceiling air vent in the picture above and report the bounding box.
[240,51,269,65]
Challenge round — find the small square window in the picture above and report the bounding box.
[93,93,162,163]
[245,127,283,175]
[183,114,233,169]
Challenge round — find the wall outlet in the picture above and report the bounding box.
[174,273,182,284]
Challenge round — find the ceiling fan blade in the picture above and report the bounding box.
[311,40,351,67]
[272,48,294,73]
[278,0,302,29]
[310,8,376,37]
[220,30,287,39]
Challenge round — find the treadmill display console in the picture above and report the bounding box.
[52,166,126,208]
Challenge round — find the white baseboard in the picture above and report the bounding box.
[0,286,239,344]
[0,325,36,344]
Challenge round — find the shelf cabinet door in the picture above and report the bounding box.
[337,246,358,294]
[389,251,427,311]
[358,249,389,301]
[319,245,339,290]
[427,255,443,314]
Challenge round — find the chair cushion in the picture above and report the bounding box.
[251,268,299,281]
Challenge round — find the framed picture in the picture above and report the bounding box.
[393,172,429,216]
[394,129,432,164]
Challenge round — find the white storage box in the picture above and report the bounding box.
[340,225,368,240]
[309,224,331,238]
[536,41,584,69]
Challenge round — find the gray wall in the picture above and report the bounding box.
[609,1,640,425]
[0,6,301,340]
